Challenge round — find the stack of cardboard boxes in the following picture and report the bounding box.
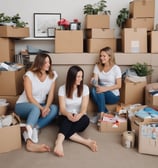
[120,0,156,105]
[122,0,155,53]
[0,25,29,153]
[84,14,116,53]
[0,26,29,110]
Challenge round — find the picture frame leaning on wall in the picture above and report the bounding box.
[34,13,61,38]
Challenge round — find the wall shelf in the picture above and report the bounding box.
[20,37,55,40]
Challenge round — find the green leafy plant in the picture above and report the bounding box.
[130,62,153,77]
[83,0,111,15]
[0,13,28,27]
[116,8,129,28]
[0,13,11,23]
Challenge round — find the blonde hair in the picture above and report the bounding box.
[97,46,115,71]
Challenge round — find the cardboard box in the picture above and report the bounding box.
[125,18,154,31]
[0,68,25,96]
[0,26,30,38]
[120,78,147,104]
[85,15,110,29]
[98,116,127,133]
[55,30,83,53]
[122,28,147,53]
[85,29,115,39]
[0,38,15,62]
[145,83,158,105]
[138,121,158,155]
[0,125,21,153]
[129,0,155,18]
[130,115,157,147]
[148,31,158,53]
[86,38,116,53]
[0,95,19,110]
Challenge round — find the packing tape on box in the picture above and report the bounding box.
[122,131,135,148]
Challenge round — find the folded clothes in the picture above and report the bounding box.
[144,107,158,118]
[135,107,158,119]
[135,109,151,119]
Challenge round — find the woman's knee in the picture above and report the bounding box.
[49,104,59,117]
[31,104,41,115]
[90,87,96,96]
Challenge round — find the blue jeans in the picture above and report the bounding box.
[90,87,120,113]
[15,103,58,129]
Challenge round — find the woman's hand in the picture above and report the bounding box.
[67,113,82,122]
[41,106,50,117]
[96,85,108,93]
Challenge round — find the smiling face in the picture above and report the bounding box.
[99,51,110,65]
[75,70,83,86]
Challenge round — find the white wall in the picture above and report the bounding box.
[1,0,158,53]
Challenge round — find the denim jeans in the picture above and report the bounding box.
[15,103,58,129]
[90,87,120,113]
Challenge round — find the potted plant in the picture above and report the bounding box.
[83,0,111,15]
[130,62,153,77]
[0,13,12,26]
[0,13,28,27]
[83,0,111,29]
[116,8,129,29]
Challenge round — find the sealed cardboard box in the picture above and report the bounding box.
[85,15,110,29]
[138,121,158,155]
[125,18,154,31]
[0,38,15,62]
[55,30,83,53]
[0,26,29,38]
[148,31,158,53]
[86,38,116,53]
[122,28,147,53]
[85,28,115,39]
[0,68,25,96]
[129,0,155,18]
[0,124,21,153]
[120,78,147,104]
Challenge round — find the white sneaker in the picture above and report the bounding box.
[23,131,30,142]
[31,128,39,143]
[26,125,33,139]
[90,115,99,124]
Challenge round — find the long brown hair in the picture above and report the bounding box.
[66,65,84,98]
[29,53,54,78]
[97,46,115,71]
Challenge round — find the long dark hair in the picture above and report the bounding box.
[29,53,54,78]
[66,65,84,98]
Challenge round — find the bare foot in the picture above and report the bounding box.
[54,141,64,157]
[26,140,50,152]
[87,139,98,152]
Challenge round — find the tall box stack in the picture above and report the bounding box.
[0,26,30,62]
[122,0,155,53]
[0,26,29,110]
[84,15,116,53]
[126,0,155,31]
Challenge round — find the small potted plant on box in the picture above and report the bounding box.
[116,8,129,29]
[83,0,111,15]
[131,62,153,77]
[83,0,111,29]
[0,13,28,27]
